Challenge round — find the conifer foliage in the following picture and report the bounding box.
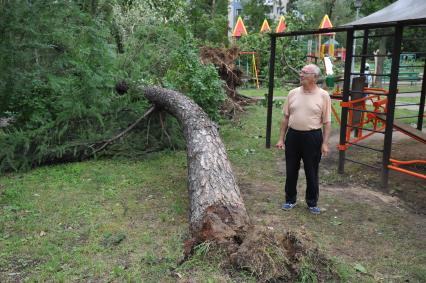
[0,0,224,172]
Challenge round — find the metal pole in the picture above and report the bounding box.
[417,62,426,130]
[338,29,355,174]
[266,35,276,148]
[382,24,403,189]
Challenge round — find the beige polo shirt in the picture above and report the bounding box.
[283,86,331,131]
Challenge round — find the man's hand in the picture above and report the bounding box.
[276,140,284,149]
[321,143,329,157]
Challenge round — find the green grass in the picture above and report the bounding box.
[0,155,192,282]
[238,86,291,97]
[397,84,422,93]
[1,104,425,282]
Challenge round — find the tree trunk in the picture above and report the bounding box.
[141,86,339,281]
[142,86,250,252]
[376,36,387,88]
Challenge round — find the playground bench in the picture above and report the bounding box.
[398,72,421,85]
[382,71,421,85]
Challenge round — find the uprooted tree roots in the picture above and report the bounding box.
[183,204,338,282]
[186,226,338,282]
[200,46,256,118]
[182,204,339,282]
[230,226,338,282]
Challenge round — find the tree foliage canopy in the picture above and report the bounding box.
[187,0,229,46]
[241,0,271,33]
[0,0,224,172]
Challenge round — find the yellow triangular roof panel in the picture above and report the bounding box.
[260,19,271,33]
[233,16,248,37]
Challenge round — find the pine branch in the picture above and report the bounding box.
[91,106,156,154]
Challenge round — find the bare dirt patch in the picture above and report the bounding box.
[239,178,426,281]
[236,132,426,281]
[0,256,41,283]
[323,131,426,213]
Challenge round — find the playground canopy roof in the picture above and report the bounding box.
[343,0,426,27]
[324,38,340,46]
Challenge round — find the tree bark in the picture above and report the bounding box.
[376,36,387,88]
[142,86,250,252]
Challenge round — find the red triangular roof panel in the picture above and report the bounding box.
[233,16,248,37]
[275,16,286,33]
[319,14,335,35]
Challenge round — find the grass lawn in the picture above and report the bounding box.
[1,104,425,282]
[238,86,292,97]
[397,84,423,93]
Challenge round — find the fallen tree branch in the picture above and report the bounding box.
[282,53,300,78]
[159,111,174,150]
[91,106,156,154]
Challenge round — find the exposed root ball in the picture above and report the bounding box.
[230,226,338,282]
[199,46,255,118]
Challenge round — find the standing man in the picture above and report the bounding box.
[276,64,331,215]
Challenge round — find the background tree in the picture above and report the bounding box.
[0,0,225,172]
[241,0,271,33]
[187,0,229,46]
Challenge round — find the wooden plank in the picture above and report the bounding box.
[351,77,366,127]
[376,113,426,143]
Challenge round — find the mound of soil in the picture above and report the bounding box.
[230,226,338,282]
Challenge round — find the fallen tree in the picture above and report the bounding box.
[142,86,339,282]
[143,86,250,247]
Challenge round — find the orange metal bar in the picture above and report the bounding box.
[389,159,426,166]
[363,87,389,95]
[346,108,354,141]
[331,88,392,151]
[340,101,351,107]
[388,165,426,180]
[331,104,341,124]
[333,88,388,98]
[345,124,386,147]
[348,94,378,104]
[337,144,348,151]
[372,98,387,107]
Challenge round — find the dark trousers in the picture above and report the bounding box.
[285,128,323,207]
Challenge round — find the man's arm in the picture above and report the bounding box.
[276,115,289,149]
[321,121,331,156]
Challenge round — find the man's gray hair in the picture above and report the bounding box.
[306,64,321,77]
